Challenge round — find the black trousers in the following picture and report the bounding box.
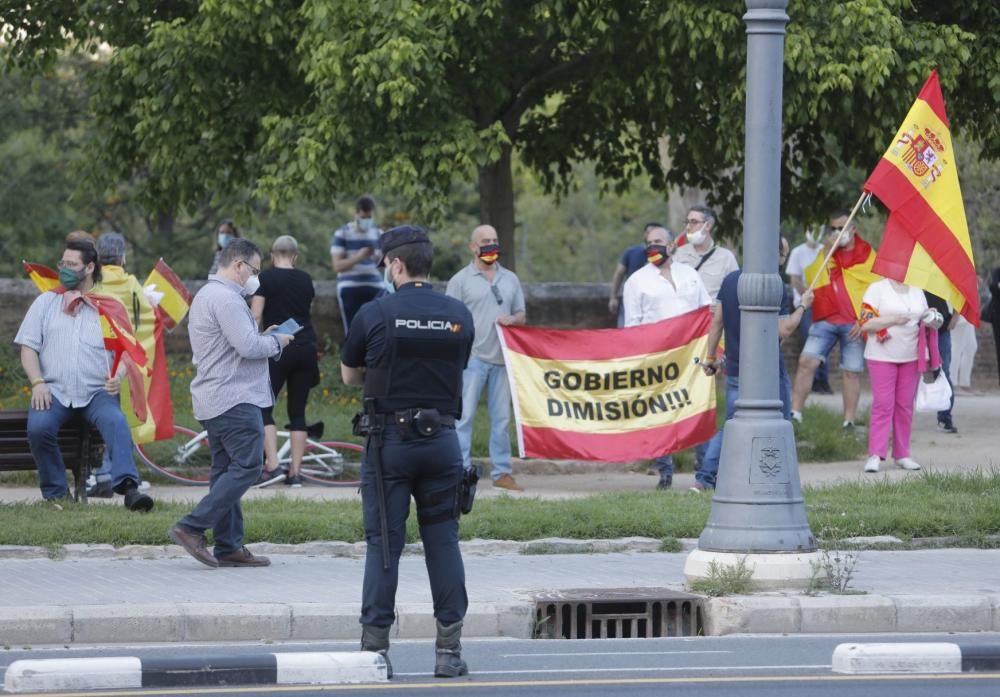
[360,426,467,628]
[262,342,318,431]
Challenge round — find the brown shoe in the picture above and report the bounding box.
[492,474,524,492]
[169,525,218,568]
[216,546,271,567]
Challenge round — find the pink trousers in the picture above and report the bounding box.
[866,359,920,459]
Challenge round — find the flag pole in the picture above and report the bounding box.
[804,189,868,295]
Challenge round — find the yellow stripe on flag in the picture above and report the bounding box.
[147,268,188,327]
[506,336,713,434]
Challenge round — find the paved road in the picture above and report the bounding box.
[4,634,1000,696]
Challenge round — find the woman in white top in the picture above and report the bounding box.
[858,278,941,473]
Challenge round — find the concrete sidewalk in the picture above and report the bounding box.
[1,547,998,645]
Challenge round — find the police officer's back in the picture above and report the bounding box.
[340,226,474,679]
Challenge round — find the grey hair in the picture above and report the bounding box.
[218,238,263,268]
[96,232,127,265]
[271,235,298,256]
[689,204,716,225]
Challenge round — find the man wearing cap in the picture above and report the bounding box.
[91,232,156,498]
[446,225,527,492]
[341,225,475,679]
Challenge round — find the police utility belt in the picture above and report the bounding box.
[353,408,455,441]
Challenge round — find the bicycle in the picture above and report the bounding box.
[135,421,362,487]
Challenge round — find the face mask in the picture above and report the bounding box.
[646,244,669,266]
[478,244,500,264]
[218,232,233,248]
[837,229,853,247]
[805,229,819,247]
[686,225,709,246]
[382,266,396,295]
[59,266,83,289]
[358,218,375,232]
[242,273,260,296]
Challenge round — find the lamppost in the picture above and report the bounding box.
[684,0,821,589]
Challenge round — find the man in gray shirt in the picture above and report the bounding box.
[169,239,293,568]
[446,225,526,491]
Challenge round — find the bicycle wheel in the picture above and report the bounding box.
[298,441,363,487]
[135,425,212,485]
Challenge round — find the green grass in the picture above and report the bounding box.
[1,471,998,548]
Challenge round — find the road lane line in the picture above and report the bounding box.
[500,650,733,657]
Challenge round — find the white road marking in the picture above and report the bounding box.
[396,664,832,676]
[501,650,733,657]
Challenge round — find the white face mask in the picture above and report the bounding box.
[242,273,261,296]
[687,225,709,246]
[837,229,853,247]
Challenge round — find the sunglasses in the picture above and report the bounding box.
[490,285,502,305]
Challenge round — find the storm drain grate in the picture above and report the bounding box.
[533,588,704,639]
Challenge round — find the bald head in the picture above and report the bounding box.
[469,224,499,260]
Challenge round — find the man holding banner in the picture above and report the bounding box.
[622,226,711,489]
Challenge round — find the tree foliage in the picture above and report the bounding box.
[2,0,998,264]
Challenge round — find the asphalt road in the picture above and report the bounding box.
[4,633,1000,696]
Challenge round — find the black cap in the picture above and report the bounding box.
[377,225,430,266]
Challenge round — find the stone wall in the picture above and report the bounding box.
[2,278,997,388]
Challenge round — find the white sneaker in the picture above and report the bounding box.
[864,455,881,473]
[790,410,802,424]
[895,457,921,471]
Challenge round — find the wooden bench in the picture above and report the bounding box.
[0,410,104,502]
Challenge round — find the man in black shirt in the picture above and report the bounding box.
[341,225,475,679]
[924,291,958,433]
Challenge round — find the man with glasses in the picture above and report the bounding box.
[169,238,294,568]
[446,225,526,492]
[673,205,739,301]
[15,239,154,511]
[623,226,711,489]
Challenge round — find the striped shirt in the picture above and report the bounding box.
[14,292,111,408]
[188,275,282,421]
[330,221,383,287]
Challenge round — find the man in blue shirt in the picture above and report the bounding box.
[693,238,812,491]
[608,223,667,327]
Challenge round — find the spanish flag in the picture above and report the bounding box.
[23,261,60,293]
[94,296,148,376]
[497,307,716,462]
[864,71,979,325]
[144,259,192,330]
[804,237,880,322]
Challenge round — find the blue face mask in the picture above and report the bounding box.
[358,218,375,233]
[382,267,395,295]
[218,232,233,248]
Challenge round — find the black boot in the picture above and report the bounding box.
[434,620,468,678]
[86,480,114,499]
[361,624,393,679]
[120,480,154,512]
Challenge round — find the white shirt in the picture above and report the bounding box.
[786,242,822,305]
[861,279,928,363]
[623,262,711,327]
[673,242,739,301]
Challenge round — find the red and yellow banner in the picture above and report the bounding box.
[497,308,716,462]
[144,259,192,331]
[864,70,979,325]
[804,237,880,322]
[23,261,60,293]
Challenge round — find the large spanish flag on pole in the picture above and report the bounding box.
[864,70,979,325]
[803,236,880,322]
[497,307,716,462]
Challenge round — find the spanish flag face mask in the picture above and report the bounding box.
[645,244,669,266]
[478,244,500,265]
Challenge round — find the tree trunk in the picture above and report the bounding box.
[477,144,516,271]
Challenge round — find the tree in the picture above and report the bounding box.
[3,1,998,269]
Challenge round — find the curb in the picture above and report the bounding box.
[832,643,1000,674]
[3,652,387,693]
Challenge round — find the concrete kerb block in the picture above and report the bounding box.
[0,606,72,645]
[894,595,993,633]
[992,595,1000,632]
[0,545,47,559]
[181,603,291,642]
[394,605,437,638]
[289,604,359,640]
[72,604,183,644]
[703,595,800,636]
[62,544,117,559]
[832,642,962,674]
[798,594,896,634]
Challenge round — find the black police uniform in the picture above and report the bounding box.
[341,279,474,629]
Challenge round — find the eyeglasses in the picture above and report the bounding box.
[490,285,502,305]
[685,218,706,226]
[56,260,83,270]
[241,260,260,276]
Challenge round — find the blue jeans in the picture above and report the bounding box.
[802,320,865,373]
[798,307,829,384]
[456,357,512,480]
[937,329,954,421]
[697,368,791,489]
[27,391,140,500]
[177,404,264,558]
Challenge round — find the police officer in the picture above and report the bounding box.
[340,225,475,679]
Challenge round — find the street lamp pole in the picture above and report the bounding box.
[684,0,820,589]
